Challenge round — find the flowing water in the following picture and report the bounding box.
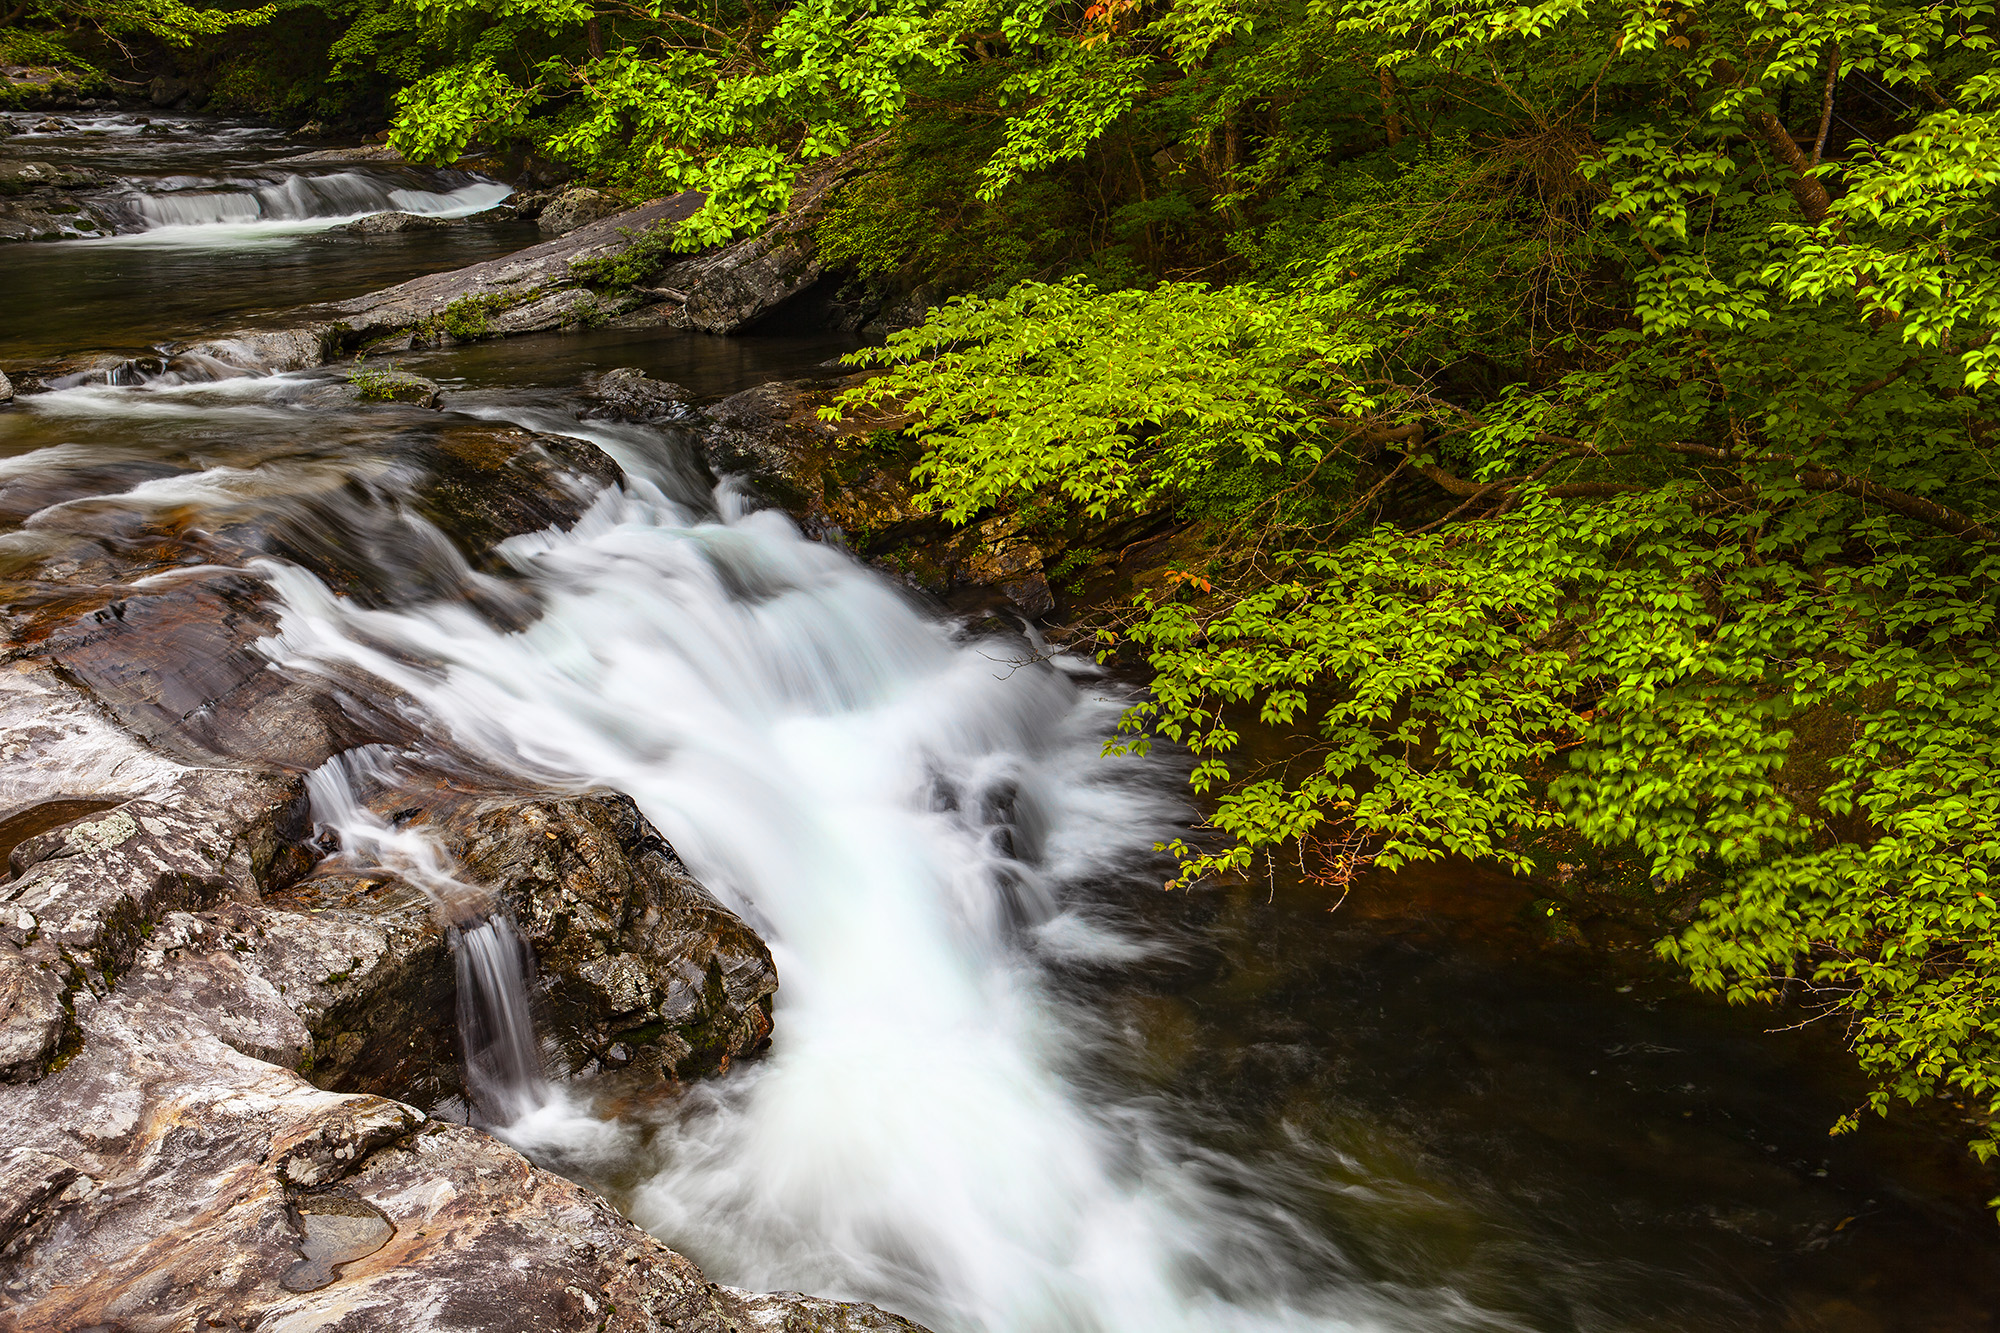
[0,110,533,361]
[4,122,1998,1333]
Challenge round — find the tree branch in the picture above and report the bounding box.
[1811,43,1841,168]
[1793,468,1997,541]
[1710,56,1834,226]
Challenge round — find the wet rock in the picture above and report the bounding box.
[175,326,339,374]
[409,422,624,563]
[147,74,188,107]
[281,1192,395,1291]
[697,379,1057,615]
[273,143,409,164]
[700,378,841,492]
[580,366,693,423]
[319,211,468,240]
[154,787,776,1105]
[645,163,854,335]
[0,369,11,402]
[715,1288,934,1332]
[961,514,1054,617]
[0,164,111,242]
[539,186,625,236]
[357,367,445,406]
[448,792,778,1084]
[283,365,443,407]
[257,873,458,1102]
[506,188,552,219]
[0,768,310,1081]
[29,569,382,769]
[0,665,187,827]
[0,196,105,242]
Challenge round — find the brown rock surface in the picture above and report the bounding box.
[451,792,778,1084]
[0,761,920,1331]
[696,378,1056,616]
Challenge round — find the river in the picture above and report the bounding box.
[3,110,1995,1333]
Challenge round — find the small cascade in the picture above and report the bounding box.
[91,169,512,234]
[306,747,552,1124]
[453,914,550,1124]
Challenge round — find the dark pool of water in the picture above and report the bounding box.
[396,323,864,399]
[1054,860,2000,1332]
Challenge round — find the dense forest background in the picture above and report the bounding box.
[8,0,2000,1205]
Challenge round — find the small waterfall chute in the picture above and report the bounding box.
[305,747,552,1125]
[453,913,550,1124]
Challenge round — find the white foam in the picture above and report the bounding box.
[251,412,1507,1333]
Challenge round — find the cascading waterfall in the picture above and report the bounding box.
[257,407,1507,1333]
[91,170,513,235]
[305,748,551,1125]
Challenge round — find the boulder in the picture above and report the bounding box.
[0,196,105,242]
[0,768,311,1081]
[696,379,1057,616]
[95,785,779,1105]
[644,162,855,334]
[448,793,778,1085]
[271,143,408,165]
[0,369,11,402]
[538,186,626,236]
[318,211,467,240]
[0,664,188,825]
[0,985,918,1332]
[353,366,445,406]
[580,366,693,423]
[147,75,188,107]
[406,422,624,562]
[29,568,390,769]
[0,162,111,243]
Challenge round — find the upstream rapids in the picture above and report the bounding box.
[4,112,1998,1333]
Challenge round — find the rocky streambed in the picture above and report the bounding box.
[0,119,984,1321]
[0,392,931,1329]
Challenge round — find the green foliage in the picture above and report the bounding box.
[4,0,276,49]
[436,291,508,339]
[568,221,676,289]
[347,358,402,399]
[837,276,1376,524]
[809,0,2000,1192]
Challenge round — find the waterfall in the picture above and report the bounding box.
[305,748,551,1125]
[257,410,1502,1333]
[453,915,549,1124]
[111,170,511,229]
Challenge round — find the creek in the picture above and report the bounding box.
[3,114,1997,1333]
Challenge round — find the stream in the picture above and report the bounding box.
[4,115,1997,1333]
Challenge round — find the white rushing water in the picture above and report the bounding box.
[90,174,513,242]
[251,410,1499,1333]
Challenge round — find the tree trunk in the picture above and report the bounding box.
[1379,69,1404,147]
